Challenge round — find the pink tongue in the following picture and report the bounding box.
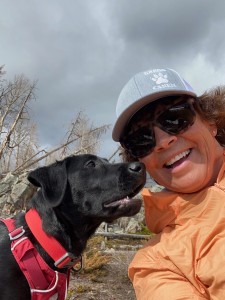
[104,198,130,208]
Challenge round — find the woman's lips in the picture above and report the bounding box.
[164,149,191,169]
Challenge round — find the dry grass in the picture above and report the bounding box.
[66,235,144,300]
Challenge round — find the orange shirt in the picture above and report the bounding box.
[129,160,225,299]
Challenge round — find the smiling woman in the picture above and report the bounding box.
[112,68,225,299]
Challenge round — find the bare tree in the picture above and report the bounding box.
[0,72,37,173]
[59,111,109,159]
[0,65,5,80]
[0,68,111,175]
[36,115,110,168]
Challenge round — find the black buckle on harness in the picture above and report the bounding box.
[9,226,25,240]
[54,252,82,270]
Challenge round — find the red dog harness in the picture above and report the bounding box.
[0,209,82,300]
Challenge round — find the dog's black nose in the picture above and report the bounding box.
[128,162,145,173]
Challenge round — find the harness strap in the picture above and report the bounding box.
[1,218,49,289]
[25,209,82,269]
[20,246,49,289]
[0,217,69,300]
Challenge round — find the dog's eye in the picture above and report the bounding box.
[85,160,96,168]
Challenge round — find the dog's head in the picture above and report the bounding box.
[28,154,146,224]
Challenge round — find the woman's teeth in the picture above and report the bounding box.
[165,149,191,167]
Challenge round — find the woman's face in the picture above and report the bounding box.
[139,114,224,193]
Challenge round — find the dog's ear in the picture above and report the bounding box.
[27,161,67,207]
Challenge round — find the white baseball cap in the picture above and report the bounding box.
[112,68,197,141]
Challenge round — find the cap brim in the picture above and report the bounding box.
[112,90,197,141]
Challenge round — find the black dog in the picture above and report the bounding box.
[0,154,146,300]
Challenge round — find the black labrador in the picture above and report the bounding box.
[0,154,146,300]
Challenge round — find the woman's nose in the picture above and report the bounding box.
[153,126,177,152]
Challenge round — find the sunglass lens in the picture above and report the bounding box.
[122,127,155,158]
[157,103,195,134]
[121,100,196,158]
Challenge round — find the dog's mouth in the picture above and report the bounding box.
[104,196,135,208]
[103,185,143,210]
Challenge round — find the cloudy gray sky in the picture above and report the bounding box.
[1,0,225,158]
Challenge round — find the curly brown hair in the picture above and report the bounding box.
[197,86,225,147]
[119,86,225,162]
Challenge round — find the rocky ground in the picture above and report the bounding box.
[66,237,147,300]
[67,251,137,300]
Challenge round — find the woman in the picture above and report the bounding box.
[112,68,225,299]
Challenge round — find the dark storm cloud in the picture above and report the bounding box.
[105,0,225,70]
[1,0,120,150]
[1,0,225,157]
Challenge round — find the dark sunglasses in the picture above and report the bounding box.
[120,98,196,158]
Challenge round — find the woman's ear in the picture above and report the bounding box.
[208,123,217,137]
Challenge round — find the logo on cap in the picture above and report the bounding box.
[151,72,168,85]
[150,71,176,90]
